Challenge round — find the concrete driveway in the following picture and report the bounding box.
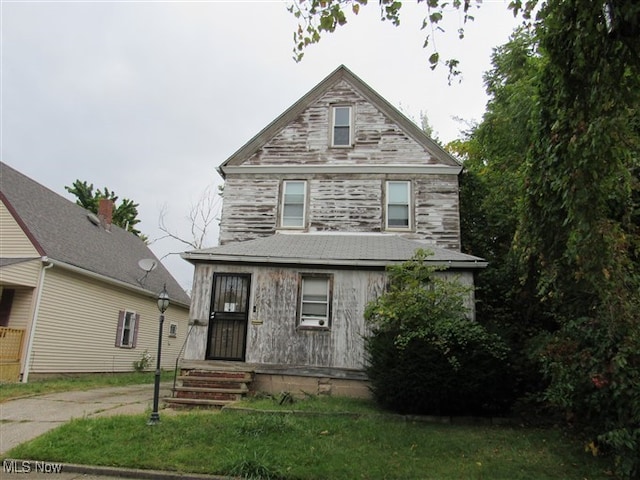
[0,383,171,455]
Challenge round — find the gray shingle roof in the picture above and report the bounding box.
[1,162,190,306]
[183,234,486,269]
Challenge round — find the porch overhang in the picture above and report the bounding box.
[182,233,487,270]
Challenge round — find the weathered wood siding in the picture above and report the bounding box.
[244,81,443,166]
[27,267,190,375]
[184,263,387,370]
[219,174,460,249]
[217,80,461,249]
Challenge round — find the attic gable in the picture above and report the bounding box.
[219,65,460,177]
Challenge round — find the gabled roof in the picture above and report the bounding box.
[183,233,486,269]
[218,65,461,177]
[0,162,190,306]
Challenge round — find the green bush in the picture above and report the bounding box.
[540,291,640,478]
[364,250,511,416]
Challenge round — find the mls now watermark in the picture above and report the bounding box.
[3,459,63,474]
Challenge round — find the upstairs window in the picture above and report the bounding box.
[299,275,332,328]
[281,180,307,228]
[115,310,139,348]
[386,181,411,230]
[331,105,352,147]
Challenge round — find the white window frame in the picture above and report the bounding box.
[169,322,178,338]
[281,180,307,228]
[331,105,352,147]
[298,274,332,329]
[385,180,411,230]
[116,310,139,348]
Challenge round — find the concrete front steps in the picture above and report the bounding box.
[166,362,254,408]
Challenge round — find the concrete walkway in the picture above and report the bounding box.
[0,383,229,479]
[1,383,172,455]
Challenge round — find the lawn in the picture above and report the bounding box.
[0,370,174,403]
[5,396,611,480]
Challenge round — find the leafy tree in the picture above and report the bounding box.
[65,180,146,239]
[288,2,640,474]
[364,250,511,415]
[519,2,640,476]
[289,0,481,77]
[451,28,551,404]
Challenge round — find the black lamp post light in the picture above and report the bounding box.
[148,285,169,425]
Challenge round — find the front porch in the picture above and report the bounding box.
[166,360,371,408]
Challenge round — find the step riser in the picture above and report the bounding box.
[170,368,254,408]
[176,391,241,401]
[182,372,252,381]
[181,381,248,390]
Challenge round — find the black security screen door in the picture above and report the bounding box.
[206,274,251,361]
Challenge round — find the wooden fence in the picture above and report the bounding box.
[0,327,25,382]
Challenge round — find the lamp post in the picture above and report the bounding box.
[148,285,169,425]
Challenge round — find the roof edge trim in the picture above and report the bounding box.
[221,164,462,176]
[181,252,487,269]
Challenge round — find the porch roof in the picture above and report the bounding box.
[182,234,487,269]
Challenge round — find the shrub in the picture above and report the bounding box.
[540,291,640,478]
[364,250,511,416]
[133,350,152,372]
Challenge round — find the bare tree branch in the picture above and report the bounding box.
[154,184,222,250]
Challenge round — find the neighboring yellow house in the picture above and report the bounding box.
[0,162,191,382]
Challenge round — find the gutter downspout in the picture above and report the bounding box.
[22,256,53,383]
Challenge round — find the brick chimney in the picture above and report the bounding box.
[98,198,114,230]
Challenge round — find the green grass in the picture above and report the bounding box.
[0,371,174,403]
[235,392,381,414]
[5,397,611,480]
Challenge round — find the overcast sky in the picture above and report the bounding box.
[1,0,521,293]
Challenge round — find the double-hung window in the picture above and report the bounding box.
[299,275,332,328]
[331,105,352,147]
[386,181,411,230]
[115,310,139,348]
[281,180,306,228]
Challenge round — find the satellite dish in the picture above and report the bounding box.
[138,259,157,273]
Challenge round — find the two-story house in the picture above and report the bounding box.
[176,66,486,404]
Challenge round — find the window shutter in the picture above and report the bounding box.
[115,310,125,347]
[132,313,140,348]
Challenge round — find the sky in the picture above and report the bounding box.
[1,0,522,293]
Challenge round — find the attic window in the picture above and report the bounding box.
[331,105,352,147]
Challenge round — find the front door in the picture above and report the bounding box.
[206,273,251,361]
